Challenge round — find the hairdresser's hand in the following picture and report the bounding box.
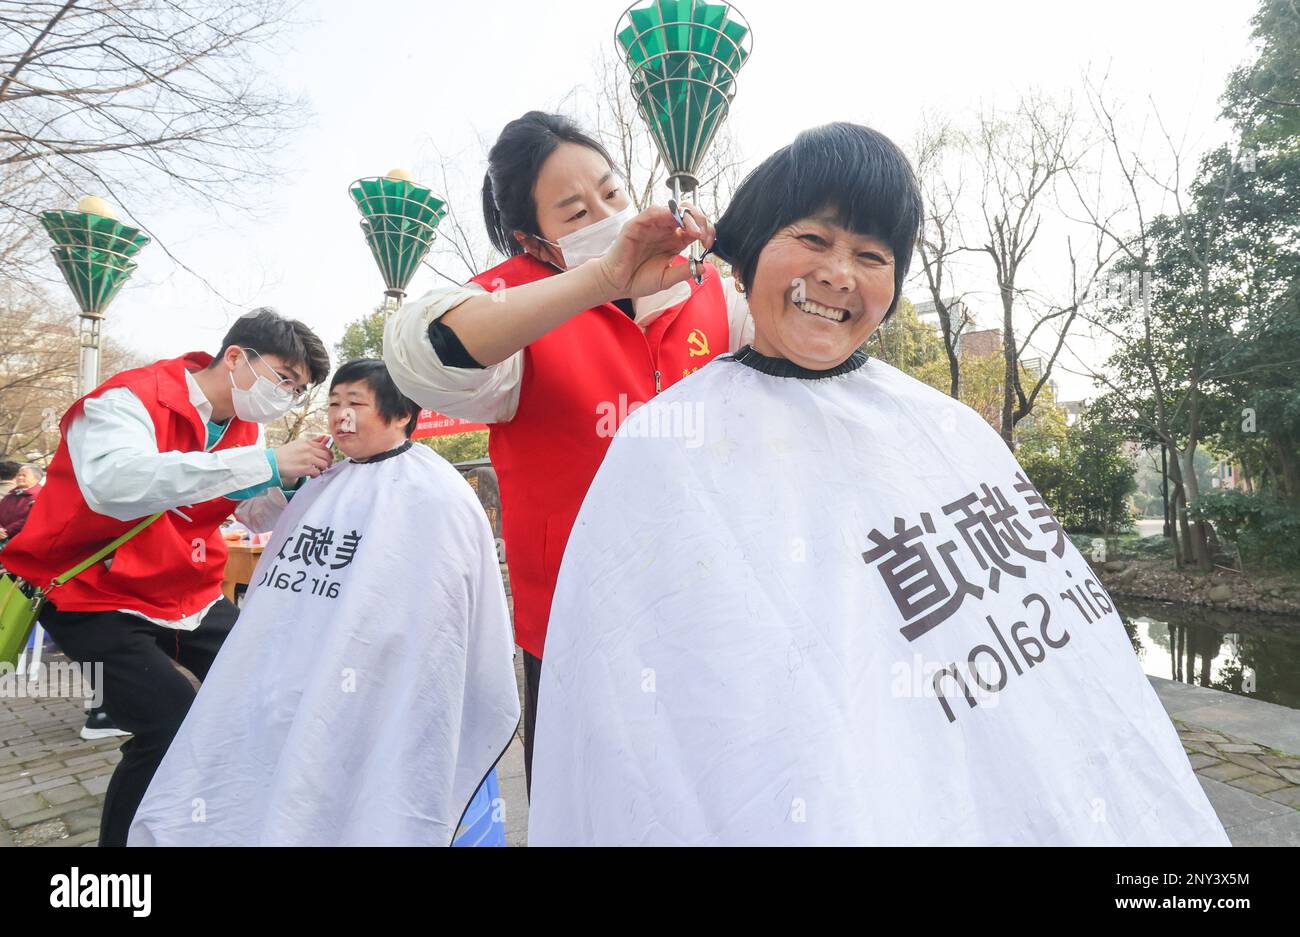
[593,202,715,301]
[273,437,332,485]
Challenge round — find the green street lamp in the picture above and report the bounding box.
[21,197,147,675]
[349,169,448,323]
[40,196,151,393]
[616,0,752,276]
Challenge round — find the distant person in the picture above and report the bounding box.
[0,464,41,545]
[0,461,19,499]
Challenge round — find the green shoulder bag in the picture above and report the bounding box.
[0,513,163,668]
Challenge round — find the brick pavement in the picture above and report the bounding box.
[3,651,1297,846]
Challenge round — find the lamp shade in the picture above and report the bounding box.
[349,174,447,296]
[616,0,752,186]
[40,209,150,317]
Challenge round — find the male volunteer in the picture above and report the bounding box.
[0,308,332,846]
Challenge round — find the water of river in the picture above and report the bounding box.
[1116,597,1300,711]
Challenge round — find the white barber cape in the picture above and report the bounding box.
[528,349,1229,846]
[129,442,519,846]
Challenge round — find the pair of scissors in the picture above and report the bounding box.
[668,198,713,285]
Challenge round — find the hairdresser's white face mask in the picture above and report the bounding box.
[229,348,297,424]
[541,204,636,270]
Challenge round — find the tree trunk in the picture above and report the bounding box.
[1165,451,1188,569]
[1000,288,1016,450]
[1161,444,1172,538]
[1274,433,1300,505]
[1178,444,1213,572]
[1175,487,1192,568]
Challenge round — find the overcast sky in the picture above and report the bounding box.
[75,0,1260,400]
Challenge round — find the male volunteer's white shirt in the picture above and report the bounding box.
[64,369,289,631]
[385,276,753,421]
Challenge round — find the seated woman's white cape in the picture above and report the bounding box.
[528,353,1229,846]
[128,444,519,846]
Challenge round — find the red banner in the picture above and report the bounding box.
[410,408,488,439]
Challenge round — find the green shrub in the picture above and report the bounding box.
[1190,489,1300,567]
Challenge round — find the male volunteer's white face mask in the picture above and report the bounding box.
[229,348,297,423]
[543,204,635,270]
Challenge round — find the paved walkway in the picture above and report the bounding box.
[1150,676,1300,846]
[2,655,1296,846]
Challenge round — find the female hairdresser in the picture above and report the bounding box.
[384,110,751,789]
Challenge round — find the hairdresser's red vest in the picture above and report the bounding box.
[471,254,728,658]
[1,353,261,619]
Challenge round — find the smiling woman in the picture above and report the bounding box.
[527,122,1230,846]
[711,122,922,369]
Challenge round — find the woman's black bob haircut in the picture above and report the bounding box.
[482,111,619,257]
[713,122,923,322]
[329,359,421,437]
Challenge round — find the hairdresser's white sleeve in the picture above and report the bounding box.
[383,284,524,424]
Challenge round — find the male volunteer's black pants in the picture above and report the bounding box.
[522,649,542,796]
[39,598,239,847]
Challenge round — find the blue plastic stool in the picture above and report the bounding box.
[452,768,506,847]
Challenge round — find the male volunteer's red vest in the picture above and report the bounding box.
[1,353,261,619]
[471,254,728,658]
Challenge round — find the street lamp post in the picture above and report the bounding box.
[616,0,753,280]
[40,196,151,398]
[348,169,447,328]
[28,196,148,676]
